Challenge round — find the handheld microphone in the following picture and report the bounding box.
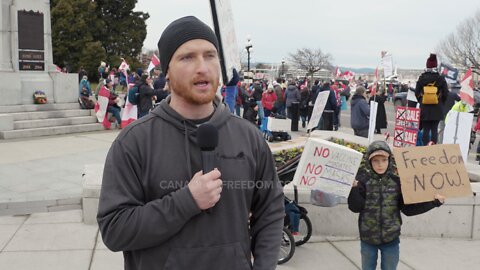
[196,123,219,174]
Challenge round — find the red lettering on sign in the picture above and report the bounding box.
[314,147,330,158]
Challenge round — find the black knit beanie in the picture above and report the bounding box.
[158,16,219,75]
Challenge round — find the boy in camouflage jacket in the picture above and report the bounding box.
[348,140,445,270]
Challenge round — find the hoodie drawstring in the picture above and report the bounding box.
[183,120,193,180]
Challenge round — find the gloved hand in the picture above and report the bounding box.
[226,68,239,86]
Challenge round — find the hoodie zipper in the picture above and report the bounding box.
[379,177,384,243]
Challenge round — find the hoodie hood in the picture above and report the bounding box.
[287,85,297,92]
[364,140,393,174]
[350,93,365,106]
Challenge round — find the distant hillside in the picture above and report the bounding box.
[340,67,375,74]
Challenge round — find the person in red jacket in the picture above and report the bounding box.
[262,84,277,117]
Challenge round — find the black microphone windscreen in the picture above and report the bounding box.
[197,123,218,151]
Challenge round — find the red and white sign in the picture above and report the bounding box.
[393,106,420,147]
[459,68,474,106]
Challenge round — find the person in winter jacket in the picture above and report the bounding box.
[273,80,286,116]
[262,84,277,117]
[285,81,301,119]
[137,74,161,118]
[104,79,121,127]
[369,89,387,134]
[415,53,449,145]
[350,87,370,137]
[348,140,445,270]
[299,85,310,128]
[316,82,337,130]
[97,16,284,270]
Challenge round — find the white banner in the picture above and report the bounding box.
[307,91,330,130]
[212,0,241,82]
[381,52,393,78]
[443,111,474,162]
[293,138,363,197]
[368,100,378,143]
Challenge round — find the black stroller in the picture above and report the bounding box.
[276,154,313,264]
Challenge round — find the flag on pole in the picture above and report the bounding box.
[335,67,341,78]
[459,68,474,106]
[94,85,111,129]
[118,58,130,72]
[147,54,160,74]
[121,83,138,128]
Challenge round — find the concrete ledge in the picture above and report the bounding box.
[284,182,480,239]
[0,197,82,216]
[0,114,13,131]
[82,164,104,225]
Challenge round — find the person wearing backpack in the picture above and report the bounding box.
[415,53,448,145]
[137,74,160,118]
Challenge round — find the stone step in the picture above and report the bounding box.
[0,102,80,113]
[14,116,98,130]
[0,123,104,139]
[10,109,93,121]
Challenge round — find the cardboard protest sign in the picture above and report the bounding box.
[292,138,363,197]
[307,91,330,130]
[393,144,472,204]
[393,106,420,147]
[443,111,473,162]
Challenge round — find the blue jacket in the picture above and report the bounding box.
[79,79,91,97]
[350,94,370,130]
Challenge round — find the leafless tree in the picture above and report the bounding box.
[437,10,480,75]
[288,48,333,83]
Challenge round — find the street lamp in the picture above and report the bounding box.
[245,35,253,73]
[281,58,285,78]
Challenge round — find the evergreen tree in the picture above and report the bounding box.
[51,0,103,74]
[94,0,149,69]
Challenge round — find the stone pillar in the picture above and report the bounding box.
[0,0,13,71]
[0,0,77,105]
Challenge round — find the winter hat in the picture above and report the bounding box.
[426,53,438,68]
[158,16,219,75]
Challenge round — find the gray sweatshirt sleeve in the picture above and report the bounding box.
[250,139,285,270]
[97,140,201,252]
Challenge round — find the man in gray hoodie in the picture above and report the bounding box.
[97,16,284,270]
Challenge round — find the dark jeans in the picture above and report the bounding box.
[354,128,369,138]
[361,238,400,270]
[333,105,341,127]
[107,106,121,124]
[421,120,439,145]
[317,111,334,130]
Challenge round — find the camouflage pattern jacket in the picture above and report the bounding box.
[348,141,441,245]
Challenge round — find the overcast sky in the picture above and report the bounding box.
[135,0,479,69]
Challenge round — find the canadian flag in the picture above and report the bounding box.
[147,54,160,74]
[459,68,474,106]
[94,85,111,129]
[335,67,341,78]
[340,71,355,81]
[118,58,130,72]
[121,83,138,128]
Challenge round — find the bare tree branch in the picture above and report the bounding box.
[438,9,480,75]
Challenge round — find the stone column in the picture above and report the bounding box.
[0,0,13,71]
